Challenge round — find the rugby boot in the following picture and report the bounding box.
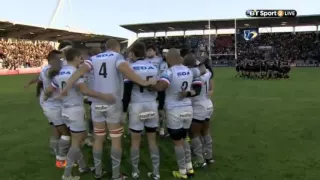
[56,159,67,168]
[61,176,80,180]
[94,170,107,180]
[205,158,215,164]
[112,173,128,180]
[132,172,140,180]
[193,161,207,169]
[186,168,195,177]
[79,167,95,175]
[147,172,160,180]
[172,171,188,179]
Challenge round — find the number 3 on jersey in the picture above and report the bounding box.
[99,62,107,78]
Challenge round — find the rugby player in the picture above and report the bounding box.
[150,49,202,179]
[59,39,156,180]
[37,50,70,168]
[185,55,214,168]
[145,45,168,137]
[83,47,103,146]
[122,42,160,180]
[45,48,115,180]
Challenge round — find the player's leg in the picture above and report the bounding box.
[106,103,127,180]
[202,101,214,164]
[62,106,90,180]
[49,123,60,156]
[144,102,160,180]
[191,103,208,168]
[128,103,143,179]
[167,108,188,179]
[181,106,194,177]
[91,103,107,179]
[43,106,70,168]
[84,101,93,146]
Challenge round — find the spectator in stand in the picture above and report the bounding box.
[0,39,54,69]
[139,32,320,64]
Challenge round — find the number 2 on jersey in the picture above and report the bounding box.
[140,76,153,93]
[181,81,188,91]
[99,62,107,78]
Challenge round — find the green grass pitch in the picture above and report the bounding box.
[0,67,320,180]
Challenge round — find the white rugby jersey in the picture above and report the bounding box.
[51,65,84,107]
[160,64,202,110]
[83,56,94,101]
[84,51,126,104]
[124,59,158,103]
[39,65,61,107]
[192,69,212,102]
[146,56,168,75]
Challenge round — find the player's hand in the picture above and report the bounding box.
[146,78,157,86]
[102,94,116,104]
[58,89,68,99]
[179,90,188,99]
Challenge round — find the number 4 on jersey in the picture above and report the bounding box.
[99,62,107,78]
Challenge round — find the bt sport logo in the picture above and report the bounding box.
[246,10,297,17]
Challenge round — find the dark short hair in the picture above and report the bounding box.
[65,48,81,61]
[58,40,74,50]
[180,48,190,58]
[47,50,63,62]
[130,41,146,58]
[146,44,157,51]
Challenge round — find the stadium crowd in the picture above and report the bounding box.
[0,39,54,69]
[140,32,320,63]
[1,32,319,70]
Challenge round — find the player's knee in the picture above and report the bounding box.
[94,128,106,137]
[145,126,157,133]
[109,127,124,138]
[167,128,184,141]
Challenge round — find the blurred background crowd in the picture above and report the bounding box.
[0,32,319,69]
[0,39,54,69]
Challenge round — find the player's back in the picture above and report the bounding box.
[88,51,124,103]
[163,65,193,109]
[130,60,158,103]
[39,65,60,106]
[192,69,212,102]
[52,65,83,107]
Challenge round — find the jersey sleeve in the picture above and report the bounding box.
[159,69,172,85]
[159,61,168,74]
[51,77,59,88]
[84,58,93,70]
[115,53,126,69]
[190,67,200,78]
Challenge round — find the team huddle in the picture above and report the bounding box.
[25,39,214,180]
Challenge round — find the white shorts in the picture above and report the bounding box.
[61,106,85,132]
[192,99,213,120]
[42,105,63,126]
[91,102,122,124]
[166,106,193,130]
[128,101,159,131]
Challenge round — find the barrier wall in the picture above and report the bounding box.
[0,68,41,76]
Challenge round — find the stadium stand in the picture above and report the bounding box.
[121,15,320,66]
[0,21,126,70]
